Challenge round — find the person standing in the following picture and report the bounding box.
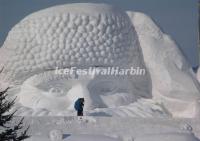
[74,98,84,116]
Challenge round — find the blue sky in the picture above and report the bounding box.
[0,0,199,67]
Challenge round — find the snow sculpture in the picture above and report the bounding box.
[197,67,200,83]
[0,3,199,118]
[127,12,200,118]
[0,3,151,115]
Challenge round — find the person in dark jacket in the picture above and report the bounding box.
[74,98,84,116]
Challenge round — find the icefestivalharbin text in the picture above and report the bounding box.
[55,67,146,76]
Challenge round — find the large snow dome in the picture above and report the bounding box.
[0,3,200,118]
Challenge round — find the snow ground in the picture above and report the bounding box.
[27,134,121,141]
[18,117,200,141]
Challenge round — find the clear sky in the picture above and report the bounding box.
[0,0,199,67]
